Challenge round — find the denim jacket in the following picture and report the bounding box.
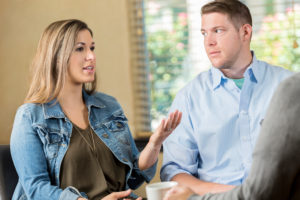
[10,91,156,200]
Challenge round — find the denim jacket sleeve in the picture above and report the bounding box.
[127,133,157,189]
[113,102,157,190]
[10,105,83,200]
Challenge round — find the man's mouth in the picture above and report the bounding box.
[209,51,220,56]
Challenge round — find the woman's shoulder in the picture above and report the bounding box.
[89,92,122,109]
[92,92,118,102]
[13,103,45,123]
[17,103,43,114]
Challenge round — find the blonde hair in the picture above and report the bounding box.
[25,19,97,104]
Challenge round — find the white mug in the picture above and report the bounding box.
[146,181,178,200]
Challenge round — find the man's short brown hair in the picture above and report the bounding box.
[201,0,252,30]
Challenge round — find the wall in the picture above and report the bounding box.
[0,0,136,143]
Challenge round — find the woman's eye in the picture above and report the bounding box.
[201,31,207,37]
[75,47,84,52]
[90,46,95,51]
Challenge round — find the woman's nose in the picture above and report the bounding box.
[86,50,95,61]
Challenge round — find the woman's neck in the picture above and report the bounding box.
[58,83,84,109]
[58,83,89,129]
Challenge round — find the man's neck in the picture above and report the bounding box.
[221,51,253,79]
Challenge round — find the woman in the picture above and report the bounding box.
[10,19,182,200]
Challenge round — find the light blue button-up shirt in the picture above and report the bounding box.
[160,54,293,185]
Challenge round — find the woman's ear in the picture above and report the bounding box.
[240,24,252,41]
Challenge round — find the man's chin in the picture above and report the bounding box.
[211,63,223,68]
[208,59,224,68]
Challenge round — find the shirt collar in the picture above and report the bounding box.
[211,66,226,90]
[211,51,261,90]
[43,90,106,119]
[245,52,261,83]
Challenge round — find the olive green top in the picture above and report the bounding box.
[60,124,127,200]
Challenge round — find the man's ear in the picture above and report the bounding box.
[240,24,252,41]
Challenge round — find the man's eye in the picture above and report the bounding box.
[75,47,84,52]
[215,29,223,33]
[90,46,95,51]
[201,32,207,37]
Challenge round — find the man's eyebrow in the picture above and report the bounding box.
[201,26,225,31]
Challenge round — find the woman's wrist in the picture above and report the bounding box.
[148,134,163,150]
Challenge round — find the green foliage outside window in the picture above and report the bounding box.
[251,8,300,71]
[146,9,188,121]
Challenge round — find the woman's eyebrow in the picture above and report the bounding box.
[75,42,95,45]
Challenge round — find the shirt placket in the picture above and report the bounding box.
[238,74,255,179]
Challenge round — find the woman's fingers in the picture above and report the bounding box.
[111,189,131,199]
[164,112,173,131]
[166,110,182,131]
[172,110,182,129]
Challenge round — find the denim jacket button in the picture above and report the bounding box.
[102,133,109,138]
[116,122,123,128]
[122,158,128,162]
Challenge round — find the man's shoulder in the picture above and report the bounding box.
[257,59,293,76]
[173,70,212,106]
[178,70,212,94]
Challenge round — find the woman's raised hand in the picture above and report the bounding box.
[138,110,182,171]
[150,110,182,147]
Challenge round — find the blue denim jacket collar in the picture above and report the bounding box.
[43,90,106,120]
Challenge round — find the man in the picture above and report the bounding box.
[163,72,300,200]
[160,0,293,195]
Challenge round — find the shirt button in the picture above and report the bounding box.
[240,110,247,115]
[102,133,109,138]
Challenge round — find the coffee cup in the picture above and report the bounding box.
[146,181,178,200]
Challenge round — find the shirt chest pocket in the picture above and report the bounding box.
[36,126,63,159]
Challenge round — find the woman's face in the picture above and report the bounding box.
[67,29,96,86]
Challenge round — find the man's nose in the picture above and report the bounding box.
[205,34,216,46]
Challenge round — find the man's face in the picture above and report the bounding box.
[201,12,244,69]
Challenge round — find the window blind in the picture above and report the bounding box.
[128,0,152,138]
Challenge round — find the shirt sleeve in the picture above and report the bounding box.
[160,90,200,181]
[188,73,300,200]
[10,106,83,200]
